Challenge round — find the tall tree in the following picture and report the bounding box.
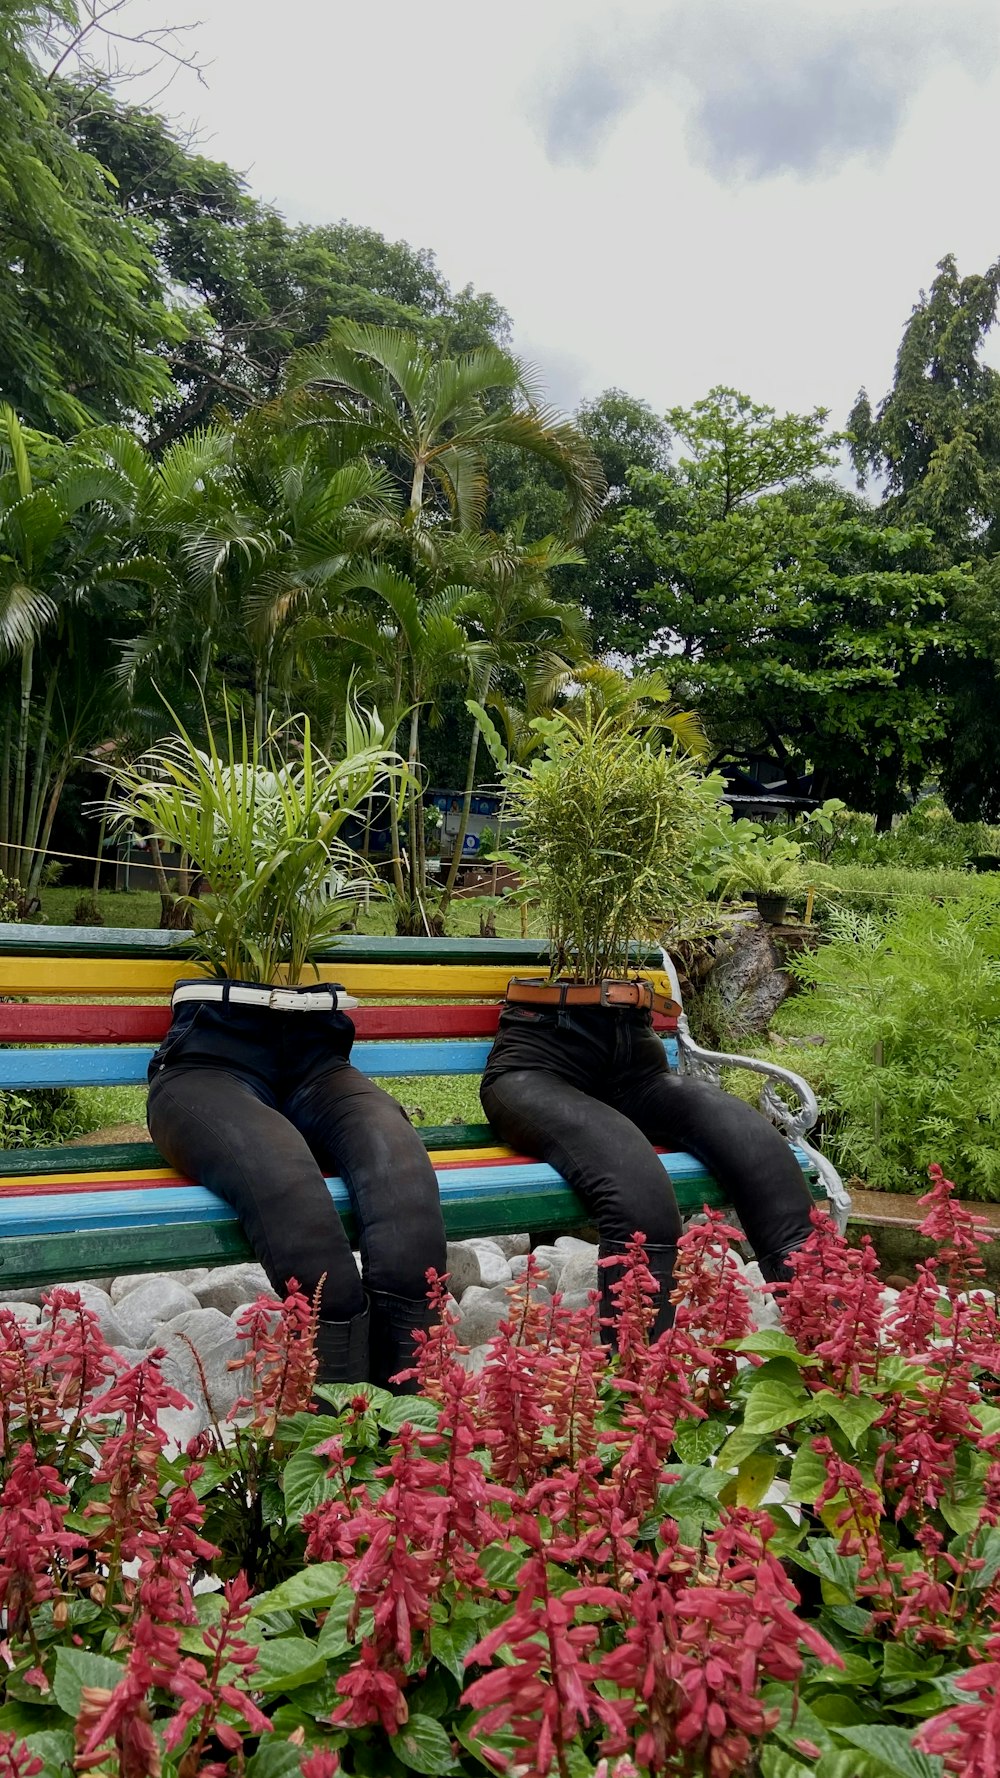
[605,389,970,822]
[0,3,180,431]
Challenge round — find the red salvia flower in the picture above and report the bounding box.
[915,1631,1000,1777]
[0,1737,43,1778]
[231,1281,319,1428]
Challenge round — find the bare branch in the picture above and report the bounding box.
[42,0,207,92]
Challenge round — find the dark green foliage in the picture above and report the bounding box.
[779,897,1000,1197]
[0,5,180,431]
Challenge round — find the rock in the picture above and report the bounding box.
[554,1236,598,1255]
[444,1243,482,1298]
[465,1241,513,1287]
[3,1302,40,1326]
[0,1287,43,1306]
[113,1278,202,1347]
[709,914,792,1035]
[491,1233,530,1258]
[556,1253,599,1298]
[110,1269,209,1303]
[157,1308,244,1420]
[42,1282,132,1348]
[193,1266,278,1316]
[529,1245,570,1285]
[56,1278,114,1295]
[158,1402,209,1455]
[559,1290,599,1314]
[454,1285,509,1347]
[459,1343,492,1374]
[509,1254,532,1281]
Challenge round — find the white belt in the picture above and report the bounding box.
[171,983,359,1012]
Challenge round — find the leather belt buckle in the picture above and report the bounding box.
[598,979,650,1010]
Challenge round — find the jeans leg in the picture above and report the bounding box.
[482,1067,683,1247]
[617,1069,815,1273]
[286,1067,446,1390]
[147,1065,365,1319]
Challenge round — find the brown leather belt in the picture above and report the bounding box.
[504,976,682,1020]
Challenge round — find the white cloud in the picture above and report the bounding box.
[134,0,1000,431]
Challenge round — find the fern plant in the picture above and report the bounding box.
[100,699,406,984]
[779,898,1000,1199]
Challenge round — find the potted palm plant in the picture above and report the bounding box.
[101,696,405,982]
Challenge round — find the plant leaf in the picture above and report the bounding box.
[390,1712,463,1774]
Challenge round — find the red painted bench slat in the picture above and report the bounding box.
[0,1003,677,1044]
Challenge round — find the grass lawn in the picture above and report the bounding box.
[36,884,540,939]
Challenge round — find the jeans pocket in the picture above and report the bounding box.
[151,1004,205,1070]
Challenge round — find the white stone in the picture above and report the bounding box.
[529,1245,570,1283]
[110,1269,209,1303]
[459,1343,492,1374]
[465,1246,512,1288]
[454,1285,509,1346]
[554,1236,598,1255]
[193,1266,278,1316]
[158,1402,209,1455]
[157,1308,244,1421]
[114,1278,202,1347]
[556,1253,599,1298]
[491,1233,530,1258]
[444,1243,483,1298]
[0,1287,43,1306]
[4,1302,40,1326]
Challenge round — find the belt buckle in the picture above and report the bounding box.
[268,987,304,1012]
[599,980,649,1010]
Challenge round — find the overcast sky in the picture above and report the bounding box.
[146,0,1000,427]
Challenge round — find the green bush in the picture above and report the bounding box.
[778,897,1000,1197]
[827,795,1000,870]
[820,860,1000,914]
[0,1086,87,1148]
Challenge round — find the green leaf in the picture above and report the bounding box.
[964,1525,1000,1591]
[0,1704,63,1736]
[250,1563,347,1615]
[736,1453,778,1508]
[22,1732,75,1778]
[390,1712,462,1774]
[743,1376,813,1435]
[813,1391,885,1447]
[835,1724,944,1778]
[716,1426,766,1469]
[430,1615,482,1685]
[479,1544,527,1589]
[317,1589,374,1658]
[734,1329,816,1363]
[673,1417,728,1464]
[789,1441,829,1504]
[939,1487,983,1536]
[52,1647,125,1720]
[246,1742,312,1778]
[252,1636,328,1694]
[282,1448,339,1524]
[311,1381,392,1414]
[882,1645,943,1686]
[816,1754,887,1778]
[378,1396,441,1433]
[760,1751,812,1778]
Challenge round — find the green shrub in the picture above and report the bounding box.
[827,795,1000,870]
[0,1086,87,1148]
[778,898,1000,1196]
[820,861,1000,914]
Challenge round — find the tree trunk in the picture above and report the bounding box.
[11,643,33,871]
[405,702,421,903]
[442,664,492,906]
[23,670,56,873]
[29,763,70,900]
[0,704,11,880]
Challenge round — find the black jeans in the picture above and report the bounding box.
[480,1004,814,1276]
[146,985,447,1331]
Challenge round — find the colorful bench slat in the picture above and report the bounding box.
[0,924,846,1293]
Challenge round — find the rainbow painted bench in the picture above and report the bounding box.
[0,927,848,1292]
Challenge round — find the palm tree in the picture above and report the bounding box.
[329,553,482,931]
[284,321,606,537]
[439,530,588,905]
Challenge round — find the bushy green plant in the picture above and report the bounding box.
[779,897,1000,1196]
[0,1086,87,1148]
[100,698,406,983]
[822,862,1000,915]
[827,795,1000,871]
[500,698,722,981]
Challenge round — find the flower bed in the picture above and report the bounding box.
[2,1176,1000,1777]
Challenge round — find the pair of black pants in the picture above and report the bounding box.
[146,985,446,1327]
[480,1004,813,1272]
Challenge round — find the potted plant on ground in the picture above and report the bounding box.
[718,830,833,926]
